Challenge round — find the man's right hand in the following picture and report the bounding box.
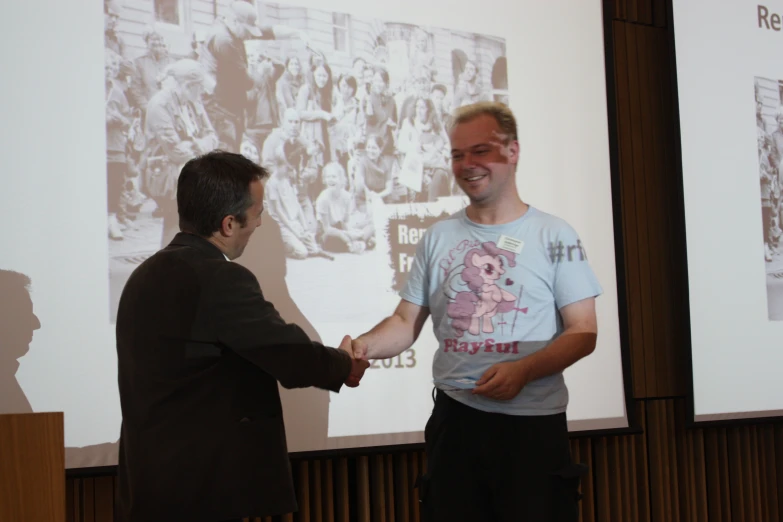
[338,335,369,387]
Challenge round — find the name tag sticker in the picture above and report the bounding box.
[497,235,524,254]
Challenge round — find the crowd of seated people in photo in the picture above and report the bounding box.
[104,7,495,261]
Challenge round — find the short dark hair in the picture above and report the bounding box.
[177,150,269,237]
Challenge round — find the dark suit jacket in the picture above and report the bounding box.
[115,232,352,522]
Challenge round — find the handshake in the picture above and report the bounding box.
[337,335,370,388]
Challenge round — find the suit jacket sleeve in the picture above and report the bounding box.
[207,261,352,392]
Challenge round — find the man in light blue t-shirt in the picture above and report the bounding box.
[353,101,601,522]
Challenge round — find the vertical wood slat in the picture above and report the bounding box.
[589,400,648,522]
[322,460,334,522]
[764,425,781,521]
[748,428,763,522]
[384,454,395,522]
[707,427,732,522]
[356,456,370,522]
[647,400,681,521]
[310,460,322,522]
[728,427,747,522]
[82,478,95,522]
[371,455,386,522]
[776,425,783,519]
[676,402,708,522]
[336,458,349,522]
[93,476,114,522]
[394,453,410,521]
[297,461,309,522]
[635,400,652,522]
[66,478,76,522]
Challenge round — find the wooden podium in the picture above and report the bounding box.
[0,412,65,522]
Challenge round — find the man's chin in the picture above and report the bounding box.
[231,246,246,260]
[460,185,490,202]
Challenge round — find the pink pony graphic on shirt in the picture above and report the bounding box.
[444,241,520,337]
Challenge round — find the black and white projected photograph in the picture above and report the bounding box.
[104,0,509,325]
[755,77,783,321]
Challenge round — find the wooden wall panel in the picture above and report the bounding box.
[60,1,783,521]
[610,18,686,398]
[590,403,649,522]
[611,18,648,399]
[65,414,782,522]
[0,413,65,522]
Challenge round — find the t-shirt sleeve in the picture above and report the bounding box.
[399,230,431,307]
[551,223,603,309]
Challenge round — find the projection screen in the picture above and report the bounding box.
[0,0,627,469]
[670,0,783,423]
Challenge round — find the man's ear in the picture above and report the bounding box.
[219,215,235,237]
[507,140,520,164]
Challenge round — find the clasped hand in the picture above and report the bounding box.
[471,359,531,401]
[338,335,370,387]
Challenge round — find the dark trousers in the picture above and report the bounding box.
[418,390,586,522]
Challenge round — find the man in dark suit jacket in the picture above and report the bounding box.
[115,150,368,522]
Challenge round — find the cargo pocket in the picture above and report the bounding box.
[550,463,588,522]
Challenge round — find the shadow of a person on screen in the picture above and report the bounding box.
[0,270,118,469]
[0,270,41,414]
[236,215,331,453]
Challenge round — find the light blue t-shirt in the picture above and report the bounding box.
[399,206,603,416]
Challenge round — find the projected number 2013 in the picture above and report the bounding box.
[370,349,416,369]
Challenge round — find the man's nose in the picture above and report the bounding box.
[461,153,477,169]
